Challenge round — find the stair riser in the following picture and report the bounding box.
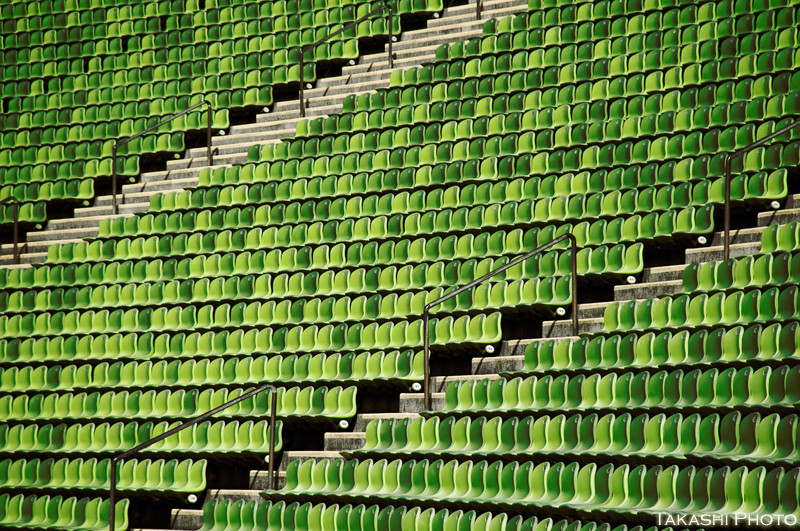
[324,435,367,452]
[685,244,761,263]
[758,210,800,227]
[709,228,765,246]
[208,490,275,503]
[167,154,247,170]
[399,394,446,413]
[171,510,204,531]
[613,281,683,302]
[540,319,604,338]
[341,55,435,75]
[471,355,525,375]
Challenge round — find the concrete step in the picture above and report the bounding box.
[205,127,296,149]
[73,202,150,219]
[0,251,46,266]
[340,53,435,75]
[540,316,605,338]
[26,225,102,243]
[169,509,204,531]
[167,153,248,170]
[353,412,420,431]
[257,103,341,123]
[248,470,287,491]
[208,489,269,503]
[784,193,800,209]
[640,264,685,283]
[708,226,766,247]
[0,239,72,256]
[399,391,446,413]
[279,450,342,472]
[684,242,761,263]
[471,354,525,375]
[429,373,500,393]
[613,279,683,301]
[758,208,800,227]
[324,431,367,452]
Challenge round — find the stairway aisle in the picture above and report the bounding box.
[0,0,526,268]
[155,196,800,531]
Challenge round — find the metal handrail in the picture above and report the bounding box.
[108,383,278,531]
[299,1,394,117]
[724,116,800,260]
[422,233,579,410]
[0,197,20,265]
[113,100,213,215]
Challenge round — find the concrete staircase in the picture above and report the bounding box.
[0,0,525,269]
[4,200,794,531]
[150,196,800,531]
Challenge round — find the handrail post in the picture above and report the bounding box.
[476,0,481,19]
[569,234,578,336]
[206,100,213,167]
[299,51,305,118]
[298,1,392,117]
[12,200,18,265]
[387,1,394,69]
[113,100,214,218]
[108,383,278,531]
[268,391,279,490]
[722,117,800,261]
[423,306,431,411]
[421,233,578,410]
[723,154,732,260]
[111,143,118,216]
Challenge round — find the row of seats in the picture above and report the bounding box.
[388,50,798,94]
[0,350,422,392]
[763,220,800,252]
[523,321,800,373]
[0,494,127,531]
[0,100,227,136]
[0,0,442,227]
[142,175,739,232]
[0,179,92,209]
[168,165,782,223]
[337,70,792,117]
[50,207,655,261]
[439,364,800,413]
[253,118,800,171]
[319,89,800,140]
[0,457,206,492]
[272,457,800,516]
[1,0,404,23]
[197,499,672,531]
[683,251,800,292]
[0,236,643,293]
[192,148,776,203]
[87,181,726,241]
[310,93,800,151]
[0,132,184,169]
[603,285,800,331]
[0,312,503,362]
[38,228,649,280]
[0,385,358,421]
[0,253,578,312]
[353,412,799,462]
[144,164,783,236]
[0,278,570,338]
[0,419,282,454]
